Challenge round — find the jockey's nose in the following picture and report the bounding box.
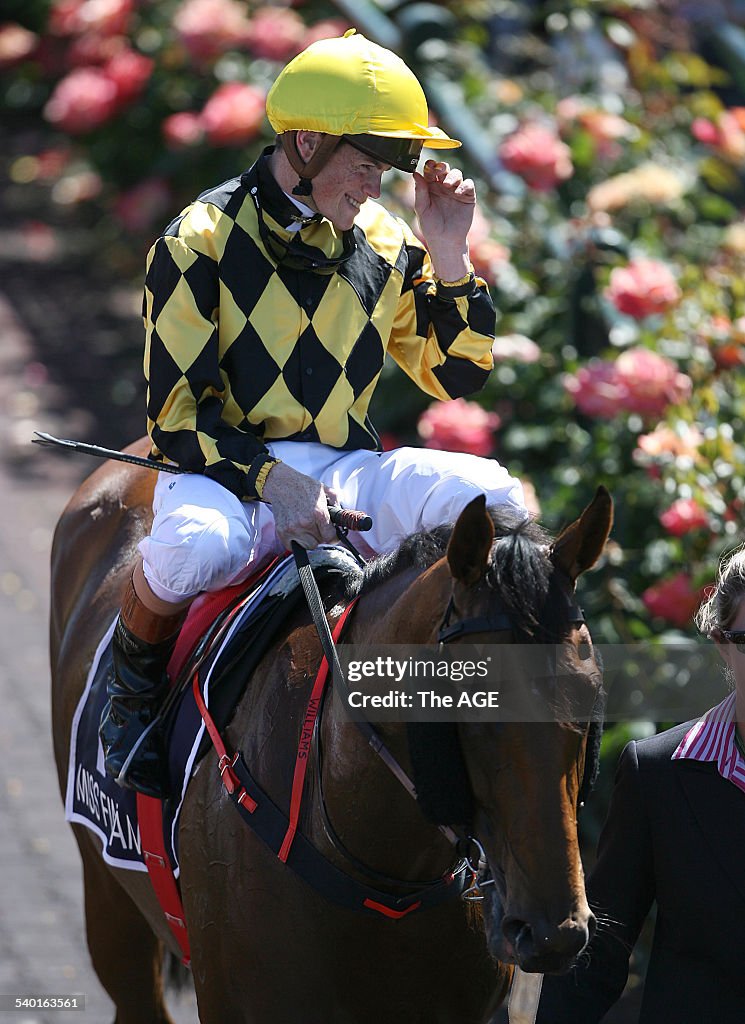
[363,171,383,200]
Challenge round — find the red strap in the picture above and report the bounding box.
[192,674,257,811]
[278,599,358,863]
[363,898,422,920]
[137,793,192,966]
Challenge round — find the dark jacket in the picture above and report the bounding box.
[536,721,745,1023]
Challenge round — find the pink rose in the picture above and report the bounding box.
[246,6,306,61]
[659,498,709,537]
[642,573,704,628]
[302,19,351,48]
[417,398,500,457]
[563,361,629,419]
[43,66,118,133]
[162,111,204,149]
[113,177,172,233]
[201,82,265,146]
[692,109,745,162]
[606,259,681,320]
[66,32,126,67]
[691,117,719,146]
[49,0,133,37]
[174,0,252,61]
[491,334,541,364]
[105,48,153,105]
[499,123,573,192]
[0,23,38,67]
[564,349,691,420]
[614,348,692,417]
[48,0,87,36]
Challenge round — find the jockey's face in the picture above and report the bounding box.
[298,134,390,231]
[714,595,745,713]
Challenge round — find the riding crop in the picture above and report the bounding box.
[32,431,373,533]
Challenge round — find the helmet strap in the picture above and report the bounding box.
[280,132,343,196]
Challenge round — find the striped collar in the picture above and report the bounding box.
[672,691,745,795]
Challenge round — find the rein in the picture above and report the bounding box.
[293,545,556,906]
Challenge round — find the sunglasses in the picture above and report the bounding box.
[248,185,356,275]
[720,629,745,652]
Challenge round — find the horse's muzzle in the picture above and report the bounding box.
[501,912,595,974]
[481,883,595,973]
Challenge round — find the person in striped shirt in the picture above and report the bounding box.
[99,31,526,797]
[536,546,745,1023]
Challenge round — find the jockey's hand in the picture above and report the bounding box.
[413,159,474,282]
[262,462,339,551]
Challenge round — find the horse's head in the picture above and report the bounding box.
[442,488,613,974]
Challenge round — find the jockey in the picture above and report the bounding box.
[100,29,526,797]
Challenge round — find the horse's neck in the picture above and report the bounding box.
[348,560,450,646]
[308,561,455,879]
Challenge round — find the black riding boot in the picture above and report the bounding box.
[99,573,187,798]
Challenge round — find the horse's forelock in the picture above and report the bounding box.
[486,519,558,638]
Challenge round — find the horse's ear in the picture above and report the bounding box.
[551,486,613,583]
[447,495,495,584]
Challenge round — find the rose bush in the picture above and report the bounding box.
[10,10,745,997]
[5,0,745,706]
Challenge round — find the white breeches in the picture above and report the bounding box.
[138,442,526,603]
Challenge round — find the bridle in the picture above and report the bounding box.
[298,543,592,907]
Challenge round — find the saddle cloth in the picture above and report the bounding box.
[64,547,362,873]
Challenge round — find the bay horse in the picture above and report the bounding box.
[50,439,612,1024]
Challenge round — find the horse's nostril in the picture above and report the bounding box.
[587,912,597,942]
[502,916,532,952]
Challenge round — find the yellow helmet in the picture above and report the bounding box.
[266,30,460,190]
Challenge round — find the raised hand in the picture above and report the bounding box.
[413,159,476,281]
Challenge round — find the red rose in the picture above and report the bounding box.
[659,498,709,537]
[105,48,153,106]
[642,573,704,628]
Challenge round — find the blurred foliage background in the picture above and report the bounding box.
[5,1,745,1014]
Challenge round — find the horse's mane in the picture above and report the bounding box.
[349,509,567,640]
